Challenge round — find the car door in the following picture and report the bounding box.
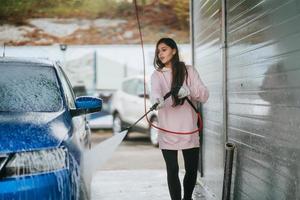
[121,78,139,124]
[134,79,149,129]
[56,66,90,149]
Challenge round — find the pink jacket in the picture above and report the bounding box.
[150,65,209,150]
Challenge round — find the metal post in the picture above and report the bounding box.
[221,1,236,199]
[59,44,67,67]
[222,0,228,143]
[222,143,235,200]
[93,50,97,90]
[190,0,194,66]
[190,0,204,177]
[124,64,128,78]
[2,43,6,57]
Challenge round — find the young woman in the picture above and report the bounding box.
[151,38,209,200]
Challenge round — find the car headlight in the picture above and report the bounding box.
[2,147,68,178]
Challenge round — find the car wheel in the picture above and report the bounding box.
[113,113,123,135]
[149,116,159,147]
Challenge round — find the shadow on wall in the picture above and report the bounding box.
[232,60,299,199]
[259,61,299,199]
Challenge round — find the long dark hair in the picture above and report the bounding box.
[154,38,188,106]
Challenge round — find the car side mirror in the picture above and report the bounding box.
[138,93,149,99]
[71,96,102,117]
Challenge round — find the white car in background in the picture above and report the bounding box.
[110,76,158,146]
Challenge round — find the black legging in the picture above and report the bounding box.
[162,147,199,200]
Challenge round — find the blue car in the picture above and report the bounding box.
[0,57,102,200]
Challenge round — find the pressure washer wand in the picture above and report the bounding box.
[121,91,173,132]
[121,106,155,132]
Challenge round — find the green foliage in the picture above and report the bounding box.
[0,0,120,23]
[0,0,189,28]
[0,0,38,23]
[158,0,189,29]
[174,0,189,29]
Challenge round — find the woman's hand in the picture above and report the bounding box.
[151,97,165,110]
[177,86,190,99]
[155,97,165,110]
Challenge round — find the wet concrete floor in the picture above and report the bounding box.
[90,130,209,200]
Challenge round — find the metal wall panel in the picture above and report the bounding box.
[193,0,224,198]
[227,0,300,199]
[193,0,300,199]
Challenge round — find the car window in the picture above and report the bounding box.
[136,80,149,96]
[122,79,138,95]
[73,85,87,97]
[56,66,76,109]
[0,64,63,112]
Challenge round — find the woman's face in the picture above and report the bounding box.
[157,43,176,67]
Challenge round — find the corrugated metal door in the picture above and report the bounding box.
[192,0,224,198]
[227,0,300,199]
[193,0,300,199]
